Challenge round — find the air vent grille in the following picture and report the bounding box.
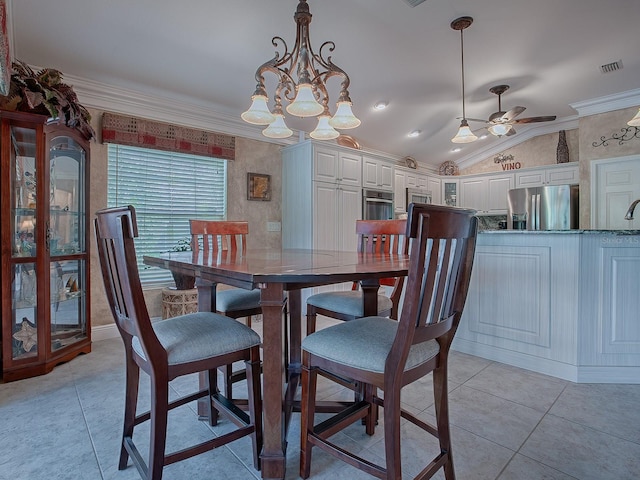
[600,60,623,73]
[402,0,428,7]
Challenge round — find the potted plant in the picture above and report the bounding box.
[0,60,95,140]
[168,237,196,290]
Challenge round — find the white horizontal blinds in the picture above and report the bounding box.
[107,144,227,286]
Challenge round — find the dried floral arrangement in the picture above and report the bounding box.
[0,60,95,139]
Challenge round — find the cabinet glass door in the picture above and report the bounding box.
[443,180,458,207]
[10,126,39,360]
[48,136,87,350]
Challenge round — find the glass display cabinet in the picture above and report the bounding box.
[1,111,91,381]
[442,179,459,207]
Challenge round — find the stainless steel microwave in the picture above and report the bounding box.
[406,188,432,209]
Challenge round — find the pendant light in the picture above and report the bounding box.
[451,16,478,144]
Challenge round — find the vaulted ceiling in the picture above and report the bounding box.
[9,0,640,168]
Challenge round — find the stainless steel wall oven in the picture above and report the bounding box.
[362,189,394,220]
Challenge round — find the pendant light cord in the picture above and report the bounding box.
[460,28,466,120]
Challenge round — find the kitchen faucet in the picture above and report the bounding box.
[625,199,640,220]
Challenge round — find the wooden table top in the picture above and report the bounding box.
[144,248,410,290]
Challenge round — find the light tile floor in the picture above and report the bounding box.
[1,317,639,480]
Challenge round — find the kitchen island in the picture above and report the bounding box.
[453,229,640,383]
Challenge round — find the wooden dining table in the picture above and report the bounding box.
[144,247,409,480]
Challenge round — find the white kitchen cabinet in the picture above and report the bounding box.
[454,231,640,384]
[362,155,393,191]
[314,145,361,186]
[313,182,361,251]
[281,140,362,251]
[394,170,407,214]
[515,163,579,188]
[459,174,514,214]
[426,176,442,205]
[459,177,484,210]
[394,168,441,212]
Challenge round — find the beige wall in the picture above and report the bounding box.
[459,106,640,227]
[460,129,580,176]
[88,109,283,325]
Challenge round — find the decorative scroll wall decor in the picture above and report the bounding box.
[102,113,235,160]
[592,126,640,148]
[493,153,514,164]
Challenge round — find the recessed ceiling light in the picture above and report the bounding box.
[373,101,389,110]
[408,130,421,138]
[451,147,462,153]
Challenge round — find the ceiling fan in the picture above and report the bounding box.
[466,84,557,137]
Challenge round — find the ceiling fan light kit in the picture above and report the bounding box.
[488,123,512,136]
[241,0,360,140]
[451,16,478,144]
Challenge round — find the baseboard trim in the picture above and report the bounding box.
[91,323,120,342]
[452,338,640,384]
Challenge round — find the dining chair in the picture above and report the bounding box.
[299,203,478,480]
[189,219,287,402]
[305,219,407,335]
[95,206,263,480]
[189,220,261,328]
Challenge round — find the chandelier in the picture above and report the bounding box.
[241,0,360,140]
[450,16,477,144]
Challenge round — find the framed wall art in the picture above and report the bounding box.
[247,172,271,201]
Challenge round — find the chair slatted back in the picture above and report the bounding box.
[190,220,249,255]
[94,205,165,364]
[386,204,477,376]
[356,219,407,288]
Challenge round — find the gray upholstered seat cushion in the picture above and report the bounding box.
[306,291,393,317]
[132,312,261,366]
[217,288,261,312]
[302,316,440,374]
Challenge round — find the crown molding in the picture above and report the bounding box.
[64,73,300,147]
[570,88,640,117]
[456,116,579,170]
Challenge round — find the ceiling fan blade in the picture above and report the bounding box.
[463,117,490,123]
[501,106,526,122]
[506,127,517,136]
[512,115,557,124]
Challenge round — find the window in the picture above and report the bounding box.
[107,144,227,286]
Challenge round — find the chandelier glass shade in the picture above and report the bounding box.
[451,16,477,144]
[628,107,640,127]
[241,0,359,139]
[309,109,340,140]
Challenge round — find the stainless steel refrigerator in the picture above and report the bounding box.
[507,184,579,230]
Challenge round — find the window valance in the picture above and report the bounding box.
[101,112,235,160]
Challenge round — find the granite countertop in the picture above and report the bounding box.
[480,229,640,235]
